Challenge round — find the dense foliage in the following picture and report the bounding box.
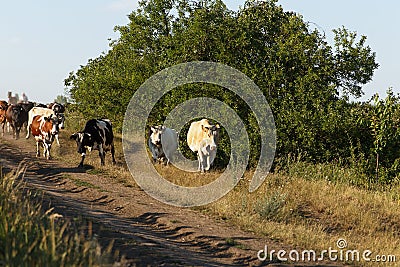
[65,0,400,184]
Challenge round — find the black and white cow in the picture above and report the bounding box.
[48,102,65,115]
[148,125,178,165]
[70,119,116,168]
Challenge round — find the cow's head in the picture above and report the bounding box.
[52,103,65,115]
[11,105,25,124]
[40,115,59,143]
[149,125,165,147]
[70,132,92,155]
[48,115,60,136]
[201,124,220,151]
[57,113,65,129]
[0,101,7,110]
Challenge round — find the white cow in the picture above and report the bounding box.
[148,125,178,165]
[26,107,65,145]
[187,119,220,172]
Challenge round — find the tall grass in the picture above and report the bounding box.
[203,170,400,266]
[0,164,114,266]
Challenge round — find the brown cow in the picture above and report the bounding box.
[5,104,28,139]
[0,100,8,136]
[30,115,59,160]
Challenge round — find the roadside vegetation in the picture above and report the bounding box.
[0,164,114,266]
[49,126,400,266]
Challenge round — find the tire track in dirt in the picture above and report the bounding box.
[0,134,340,266]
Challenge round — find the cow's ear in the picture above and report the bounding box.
[150,126,155,132]
[215,124,220,129]
[70,133,78,140]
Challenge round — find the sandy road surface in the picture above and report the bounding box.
[0,133,339,267]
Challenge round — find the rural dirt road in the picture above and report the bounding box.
[0,133,338,266]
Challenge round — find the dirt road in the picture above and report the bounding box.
[0,134,337,266]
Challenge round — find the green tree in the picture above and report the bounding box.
[54,95,69,104]
[367,90,400,181]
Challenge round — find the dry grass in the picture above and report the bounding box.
[205,173,400,266]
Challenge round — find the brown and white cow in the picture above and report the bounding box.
[0,100,8,136]
[30,115,59,160]
[26,107,65,145]
[187,119,220,172]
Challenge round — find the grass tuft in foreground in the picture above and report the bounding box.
[0,164,114,266]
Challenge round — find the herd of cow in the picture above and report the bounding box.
[0,100,221,172]
[0,100,66,159]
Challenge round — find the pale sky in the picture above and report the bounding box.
[1,0,398,103]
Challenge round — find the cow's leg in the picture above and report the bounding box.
[205,155,211,171]
[55,134,60,146]
[47,144,52,160]
[197,152,204,173]
[78,153,85,168]
[99,146,105,166]
[165,151,173,166]
[15,126,20,140]
[42,142,51,160]
[150,145,159,163]
[12,124,16,138]
[111,144,116,165]
[42,143,47,158]
[150,148,157,163]
[9,123,15,137]
[36,142,40,157]
[197,153,201,171]
[25,123,30,139]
